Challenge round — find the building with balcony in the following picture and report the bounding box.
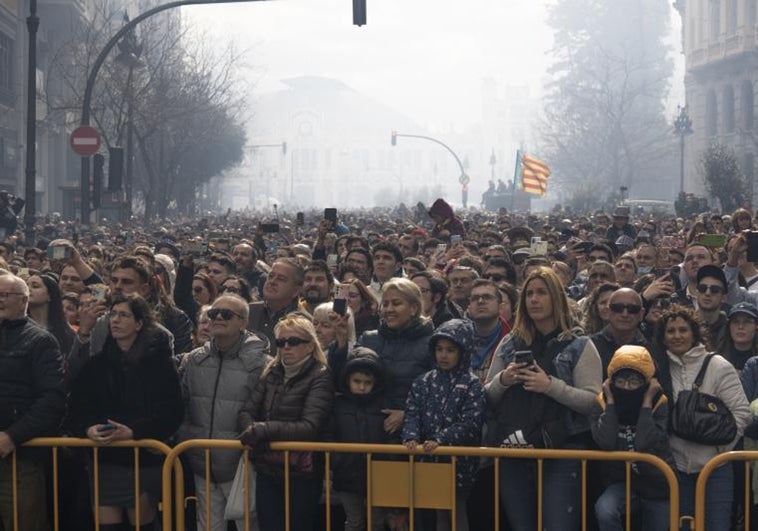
[678,0,758,202]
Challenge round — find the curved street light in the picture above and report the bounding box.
[391,131,470,207]
[78,0,270,224]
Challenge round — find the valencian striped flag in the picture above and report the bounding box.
[518,151,551,196]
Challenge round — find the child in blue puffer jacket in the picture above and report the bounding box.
[402,319,486,531]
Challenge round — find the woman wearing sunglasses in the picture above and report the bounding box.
[485,266,602,531]
[652,306,750,531]
[240,314,334,531]
[67,293,183,531]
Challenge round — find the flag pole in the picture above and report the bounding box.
[511,149,521,212]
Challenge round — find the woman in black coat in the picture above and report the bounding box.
[67,293,183,531]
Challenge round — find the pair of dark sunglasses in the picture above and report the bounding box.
[207,308,243,320]
[652,298,671,309]
[697,284,724,295]
[275,337,311,348]
[609,303,642,314]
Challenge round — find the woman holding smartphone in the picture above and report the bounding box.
[485,267,602,531]
[67,294,183,531]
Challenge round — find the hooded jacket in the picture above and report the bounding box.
[401,319,486,492]
[178,330,271,482]
[332,347,388,494]
[428,198,466,239]
[590,346,675,499]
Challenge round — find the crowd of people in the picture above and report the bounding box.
[3,198,758,531]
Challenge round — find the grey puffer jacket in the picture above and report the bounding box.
[178,331,271,482]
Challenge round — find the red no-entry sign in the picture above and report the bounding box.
[70,126,101,156]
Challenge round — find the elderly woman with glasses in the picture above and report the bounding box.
[67,293,183,531]
[240,315,334,531]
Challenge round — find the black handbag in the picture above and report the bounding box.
[670,354,737,445]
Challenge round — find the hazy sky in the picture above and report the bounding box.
[183,0,684,133]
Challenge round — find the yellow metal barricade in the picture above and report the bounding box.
[162,440,680,531]
[694,450,757,531]
[8,437,182,531]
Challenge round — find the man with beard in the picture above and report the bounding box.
[232,241,266,298]
[344,248,373,285]
[301,260,334,315]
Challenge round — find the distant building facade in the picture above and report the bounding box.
[678,0,758,203]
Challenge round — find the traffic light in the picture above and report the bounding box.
[108,147,124,192]
[391,131,397,146]
[93,153,104,209]
[353,0,366,26]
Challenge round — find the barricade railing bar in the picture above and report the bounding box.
[161,440,682,531]
[694,450,756,531]
[13,438,182,531]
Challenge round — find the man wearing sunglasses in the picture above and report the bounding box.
[179,294,270,531]
[590,288,649,377]
[695,265,729,352]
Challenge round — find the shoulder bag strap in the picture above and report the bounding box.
[692,354,715,390]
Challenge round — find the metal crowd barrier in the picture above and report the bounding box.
[694,450,756,531]
[161,440,681,531]
[11,437,183,531]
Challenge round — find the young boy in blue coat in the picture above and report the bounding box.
[402,319,486,531]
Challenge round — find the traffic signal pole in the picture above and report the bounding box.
[79,0,269,225]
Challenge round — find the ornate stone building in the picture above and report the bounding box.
[677,0,758,203]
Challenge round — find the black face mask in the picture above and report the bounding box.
[610,383,649,425]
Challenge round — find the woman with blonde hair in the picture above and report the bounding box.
[239,314,334,531]
[485,267,602,531]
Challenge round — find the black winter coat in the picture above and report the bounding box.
[0,317,65,454]
[67,325,184,465]
[358,318,434,410]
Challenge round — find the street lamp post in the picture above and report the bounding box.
[391,131,468,206]
[78,0,269,225]
[674,104,693,194]
[489,148,496,182]
[24,0,39,246]
[114,13,144,221]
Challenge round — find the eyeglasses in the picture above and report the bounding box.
[417,287,431,294]
[108,310,134,320]
[469,293,497,303]
[652,298,671,309]
[609,303,642,314]
[696,284,724,295]
[275,336,311,348]
[0,292,24,300]
[613,374,645,388]
[208,308,243,320]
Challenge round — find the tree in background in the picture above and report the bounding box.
[702,143,747,212]
[43,5,247,221]
[539,0,676,208]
